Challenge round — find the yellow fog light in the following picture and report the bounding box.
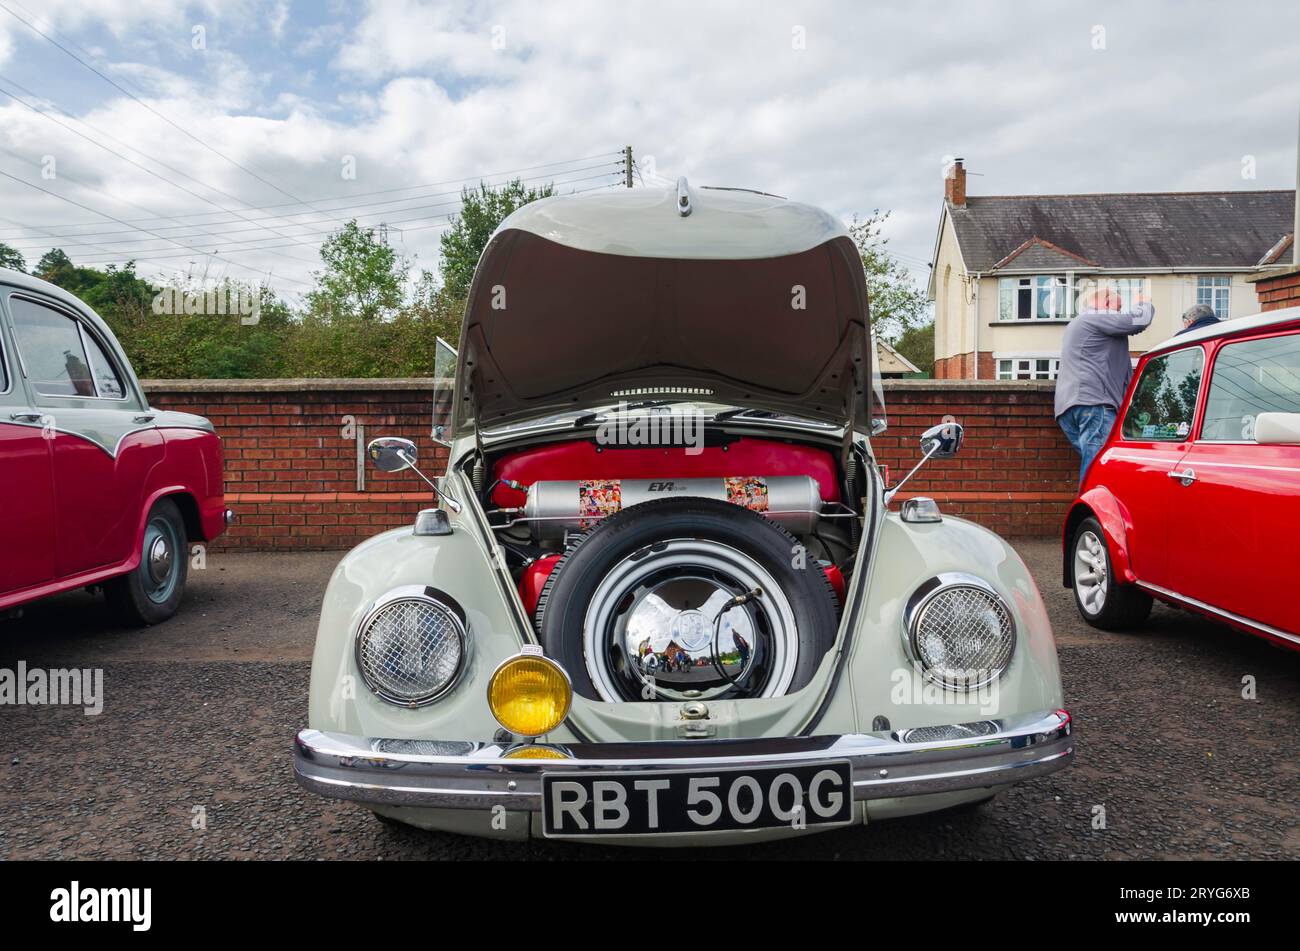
[487,649,572,738]
[503,744,571,761]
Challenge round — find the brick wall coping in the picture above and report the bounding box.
[141,377,445,393]
[880,379,1055,393]
[141,377,1056,394]
[1245,263,1300,284]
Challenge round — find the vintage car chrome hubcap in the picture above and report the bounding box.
[582,539,798,702]
[1074,530,1108,614]
[142,518,180,603]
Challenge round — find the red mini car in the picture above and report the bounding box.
[1063,305,1300,648]
[0,268,229,624]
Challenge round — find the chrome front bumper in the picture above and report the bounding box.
[294,709,1072,811]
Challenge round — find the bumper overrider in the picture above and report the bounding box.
[294,709,1072,812]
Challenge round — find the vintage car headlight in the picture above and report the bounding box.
[488,648,572,738]
[904,573,1015,689]
[355,586,467,706]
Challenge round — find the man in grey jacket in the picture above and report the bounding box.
[1055,287,1155,486]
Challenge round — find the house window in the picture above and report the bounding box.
[1196,276,1231,317]
[998,276,1071,320]
[996,356,1060,380]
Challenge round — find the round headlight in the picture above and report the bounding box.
[906,575,1015,689]
[356,588,466,706]
[487,650,572,738]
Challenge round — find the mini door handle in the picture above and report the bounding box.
[9,412,42,423]
[1167,467,1197,484]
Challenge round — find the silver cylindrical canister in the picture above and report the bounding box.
[523,475,822,541]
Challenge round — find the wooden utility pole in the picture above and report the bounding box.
[625,146,634,188]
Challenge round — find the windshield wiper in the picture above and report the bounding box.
[571,400,681,427]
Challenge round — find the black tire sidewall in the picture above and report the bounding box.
[1071,517,1112,622]
[538,497,838,700]
[108,498,189,626]
[1072,515,1151,630]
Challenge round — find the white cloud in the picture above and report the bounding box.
[2,0,1298,297]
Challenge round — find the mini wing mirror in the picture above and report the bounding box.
[366,436,462,513]
[884,419,964,504]
[920,421,963,459]
[1255,412,1300,445]
[368,436,418,472]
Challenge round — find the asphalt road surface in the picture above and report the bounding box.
[2,541,1296,860]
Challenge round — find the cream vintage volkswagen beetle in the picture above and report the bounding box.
[294,181,1072,844]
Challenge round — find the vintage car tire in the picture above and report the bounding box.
[1071,517,1152,631]
[535,497,839,701]
[106,497,190,626]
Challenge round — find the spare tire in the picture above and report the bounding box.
[535,497,838,702]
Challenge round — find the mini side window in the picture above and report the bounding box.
[9,296,125,400]
[1201,333,1300,441]
[1121,347,1203,442]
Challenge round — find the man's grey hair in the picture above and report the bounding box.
[1182,303,1216,323]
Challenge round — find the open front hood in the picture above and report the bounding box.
[455,184,873,434]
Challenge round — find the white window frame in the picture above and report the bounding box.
[995,354,1061,381]
[1196,275,1231,318]
[998,275,1073,321]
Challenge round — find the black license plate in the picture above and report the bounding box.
[541,760,854,837]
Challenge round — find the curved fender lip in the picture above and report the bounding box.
[1063,486,1136,588]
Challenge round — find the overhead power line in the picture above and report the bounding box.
[0,163,623,249]
[0,1,338,218]
[0,169,314,286]
[2,169,623,262]
[0,143,622,237]
[65,180,624,267]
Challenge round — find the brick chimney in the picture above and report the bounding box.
[945,157,966,207]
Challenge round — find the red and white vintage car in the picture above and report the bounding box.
[0,268,230,624]
[1064,305,1300,647]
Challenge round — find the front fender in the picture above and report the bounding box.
[308,522,529,742]
[816,513,1064,734]
[1063,487,1135,587]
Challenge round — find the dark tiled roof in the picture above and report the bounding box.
[948,190,1295,271]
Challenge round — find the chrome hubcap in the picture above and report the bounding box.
[583,539,798,702]
[147,535,174,585]
[1074,530,1108,615]
[141,518,181,604]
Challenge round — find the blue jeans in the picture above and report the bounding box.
[1058,405,1116,487]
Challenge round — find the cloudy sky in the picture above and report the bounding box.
[0,0,1297,299]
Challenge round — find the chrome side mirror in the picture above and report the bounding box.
[884,419,964,505]
[920,421,963,459]
[368,436,418,473]
[366,436,462,514]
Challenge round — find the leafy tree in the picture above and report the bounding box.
[892,320,935,377]
[306,220,408,321]
[848,211,930,342]
[34,248,73,281]
[0,242,25,272]
[438,179,555,299]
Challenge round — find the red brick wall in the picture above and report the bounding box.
[1251,266,1300,311]
[145,380,448,551]
[933,351,995,380]
[870,380,1074,537]
[142,378,1075,550]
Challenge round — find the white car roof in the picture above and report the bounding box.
[1146,304,1300,355]
[492,181,850,260]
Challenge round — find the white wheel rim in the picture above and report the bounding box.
[1074,530,1109,615]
